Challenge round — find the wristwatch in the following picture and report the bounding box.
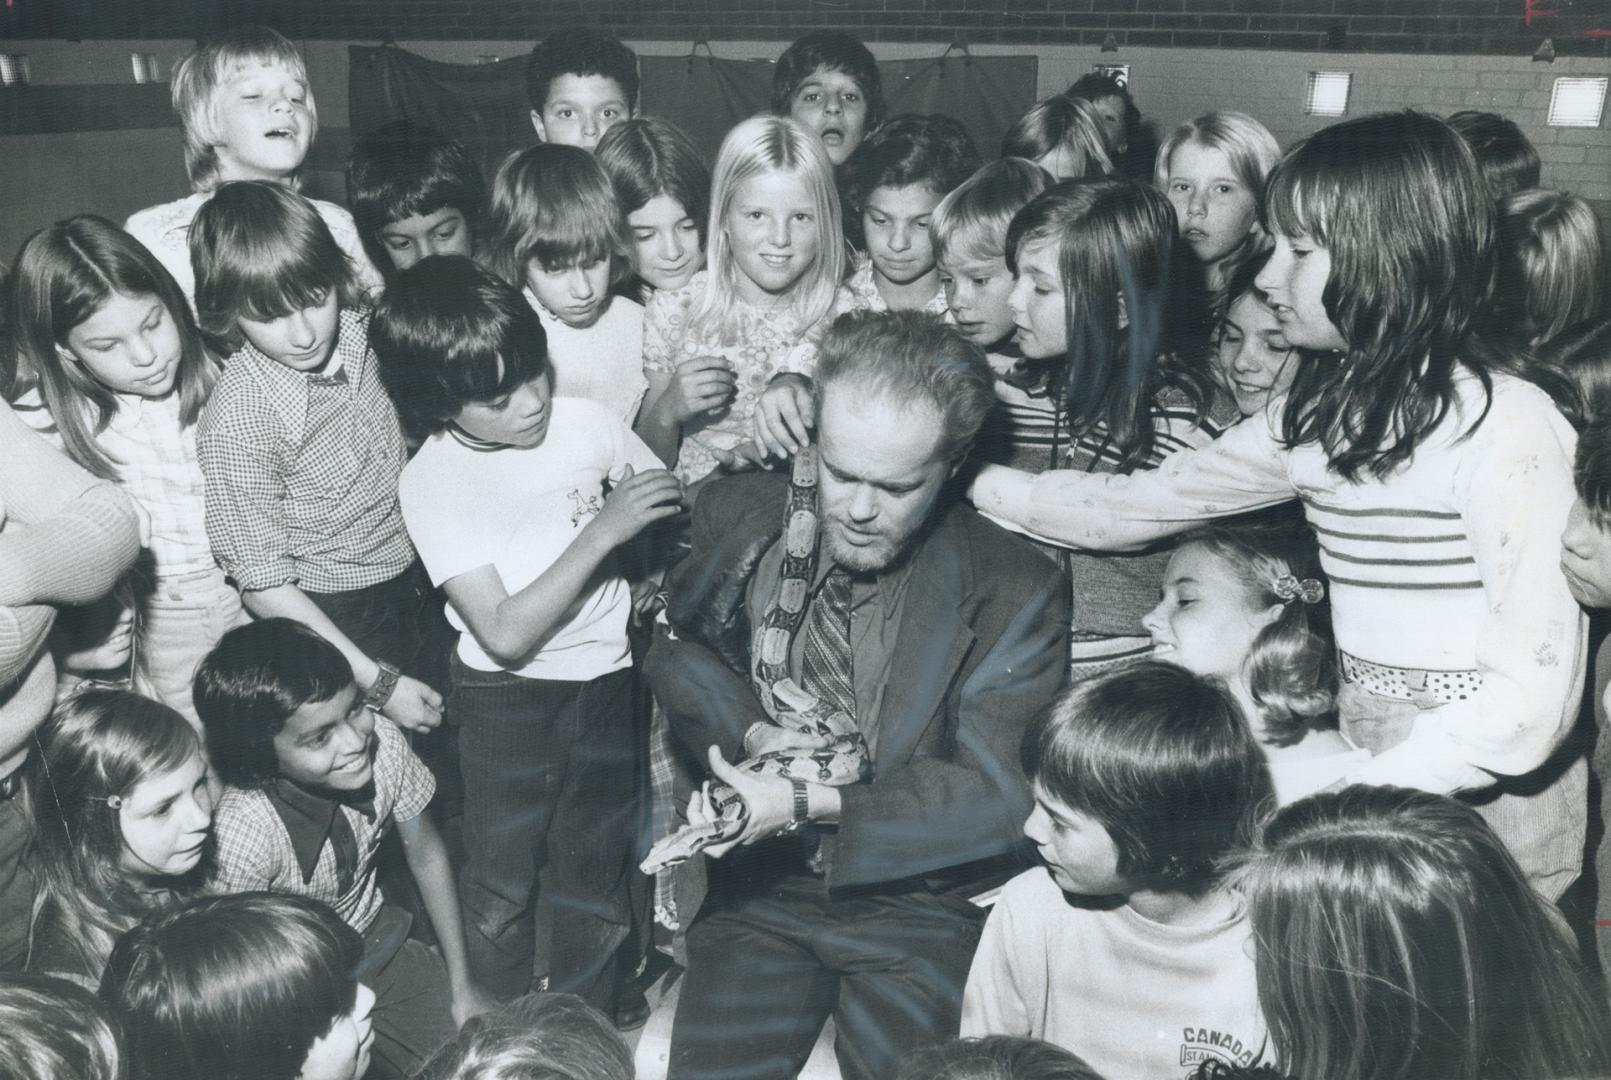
[780,778,810,834]
[364,660,401,710]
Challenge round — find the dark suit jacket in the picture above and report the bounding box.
[645,470,1071,893]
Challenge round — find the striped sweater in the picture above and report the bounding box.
[972,369,1584,796]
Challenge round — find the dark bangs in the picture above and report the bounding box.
[190,181,360,344]
[1266,112,1497,481]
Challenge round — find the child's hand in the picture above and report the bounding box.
[628,576,665,622]
[381,674,444,733]
[450,981,498,1029]
[754,374,815,460]
[591,465,685,547]
[665,356,737,422]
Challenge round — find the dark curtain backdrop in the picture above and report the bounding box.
[348,44,1037,171]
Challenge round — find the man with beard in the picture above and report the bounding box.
[647,309,1070,1080]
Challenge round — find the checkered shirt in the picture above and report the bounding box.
[196,308,414,594]
[208,715,434,933]
[14,389,213,577]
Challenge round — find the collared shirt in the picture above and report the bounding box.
[196,308,414,594]
[209,715,433,933]
[842,258,950,318]
[13,389,214,577]
[746,532,917,757]
[262,775,376,888]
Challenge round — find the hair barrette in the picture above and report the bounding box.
[1272,575,1324,605]
[103,794,123,810]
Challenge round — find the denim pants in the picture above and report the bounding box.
[1339,680,1588,901]
[134,566,245,727]
[451,659,639,1010]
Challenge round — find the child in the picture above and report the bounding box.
[1238,786,1611,1080]
[1066,71,1143,178]
[0,400,143,974]
[772,30,884,167]
[1545,318,1611,428]
[1496,188,1606,350]
[839,112,980,314]
[370,256,680,1017]
[1004,179,1236,676]
[417,993,634,1080]
[930,158,1054,473]
[1560,418,1611,981]
[1446,108,1540,200]
[1155,112,1281,298]
[347,119,487,278]
[638,115,846,478]
[1209,253,1298,419]
[195,619,489,1077]
[1145,524,1369,803]
[969,111,1588,899]
[525,28,638,150]
[25,689,213,987]
[487,144,646,425]
[0,974,124,1080]
[895,1037,1104,1080]
[1001,97,1113,181]
[125,25,381,306]
[961,662,1272,1080]
[189,180,443,736]
[5,216,238,724]
[595,117,711,298]
[100,892,376,1080]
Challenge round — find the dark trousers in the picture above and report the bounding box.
[310,563,465,940]
[669,852,987,1080]
[356,903,458,1079]
[306,561,461,799]
[452,660,639,1011]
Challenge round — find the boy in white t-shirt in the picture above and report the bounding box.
[962,661,1273,1080]
[370,256,683,1022]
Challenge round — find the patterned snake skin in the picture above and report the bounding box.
[639,448,870,875]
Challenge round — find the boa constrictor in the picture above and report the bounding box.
[639,448,871,875]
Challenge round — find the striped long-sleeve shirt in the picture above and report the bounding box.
[972,369,1584,796]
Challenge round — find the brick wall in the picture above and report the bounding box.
[1,35,1606,256]
[3,0,1609,57]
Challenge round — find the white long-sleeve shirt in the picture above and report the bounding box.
[972,370,1585,797]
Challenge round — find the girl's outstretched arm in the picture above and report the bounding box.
[968,411,1295,550]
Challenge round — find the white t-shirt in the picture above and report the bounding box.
[524,289,648,426]
[399,397,663,681]
[962,868,1269,1080]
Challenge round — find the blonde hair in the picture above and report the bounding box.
[930,157,1054,266]
[1173,522,1336,747]
[170,26,316,192]
[1153,111,1280,197]
[1497,188,1606,348]
[689,115,844,344]
[1001,97,1113,179]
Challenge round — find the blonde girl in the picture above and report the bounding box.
[1145,522,1369,803]
[637,115,845,479]
[1155,111,1281,299]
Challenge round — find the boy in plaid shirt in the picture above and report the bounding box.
[196,618,491,1078]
